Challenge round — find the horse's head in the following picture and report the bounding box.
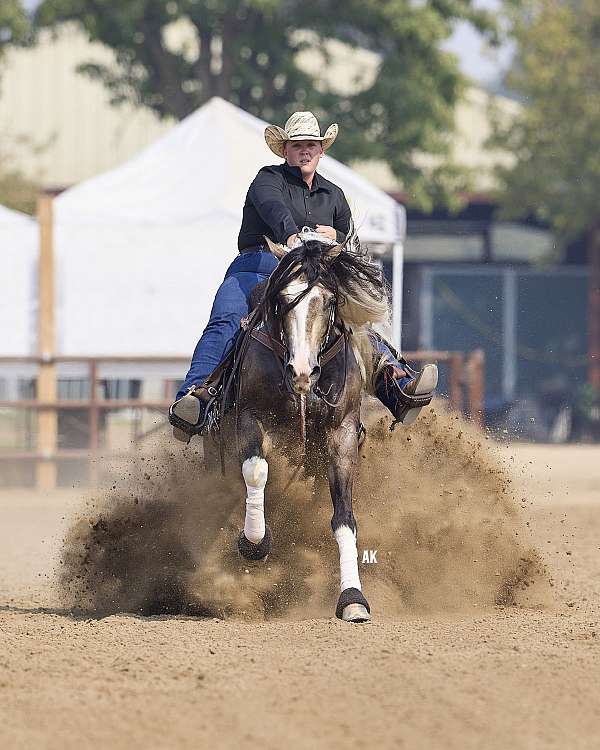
[264,234,344,395]
[260,228,389,396]
[279,271,335,394]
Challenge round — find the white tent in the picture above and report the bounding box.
[0,204,37,356]
[55,97,405,362]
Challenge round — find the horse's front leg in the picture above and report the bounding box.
[237,410,273,562]
[328,418,371,623]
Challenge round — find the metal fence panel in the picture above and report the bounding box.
[516,272,588,398]
[426,269,504,402]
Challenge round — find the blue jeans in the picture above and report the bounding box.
[177,251,410,399]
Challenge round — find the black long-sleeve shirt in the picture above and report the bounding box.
[237,162,352,250]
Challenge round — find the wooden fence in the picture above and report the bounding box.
[0,350,484,489]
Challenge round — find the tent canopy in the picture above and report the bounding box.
[55,97,404,356]
[1,204,37,356]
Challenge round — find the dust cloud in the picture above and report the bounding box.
[59,405,545,619]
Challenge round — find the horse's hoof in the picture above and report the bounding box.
[341,603,371,623]
[335,587,371,623]
[237,525,273,563]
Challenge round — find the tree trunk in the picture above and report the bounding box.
[194,24,215,101]
[589,220,600,389]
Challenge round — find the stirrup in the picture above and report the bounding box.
[169,386,215,441]
[391,363,438,428]
[387,364,438,430]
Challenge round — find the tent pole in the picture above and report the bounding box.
[36,192,57,491]
[391,204,406,352]
[392,240,404,351]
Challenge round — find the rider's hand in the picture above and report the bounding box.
[316,225,337,241]
[286,233,299,249]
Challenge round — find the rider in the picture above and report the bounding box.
[169,111,437,441]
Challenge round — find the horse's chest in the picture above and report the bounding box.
[269,392,330,429]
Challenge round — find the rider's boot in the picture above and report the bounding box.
[168,386,212,443]
[374,362,438,426]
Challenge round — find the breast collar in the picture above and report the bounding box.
[250,322,346,370]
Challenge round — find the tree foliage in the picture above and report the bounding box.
[35,0,495,207]
[492,0,600,238]
[0,164,38,215]
[0,3,38,214]
[0,1,29,60]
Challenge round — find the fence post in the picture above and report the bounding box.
[590,224,600,389]
[448,352,464,414]
[36,193,57,491]
[467,349,485,428]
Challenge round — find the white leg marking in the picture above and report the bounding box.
[242,456,268,544]
[334,525,361,592]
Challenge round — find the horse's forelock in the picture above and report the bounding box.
[260,242,332,319]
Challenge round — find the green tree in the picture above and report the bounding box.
[0,1,28,45]
[0,1,28,61]
[0,3,37,214]
[0,135,41,215]
[35,0,495,208]
[494,0,600,237]
[0,164,38,215]
[492,0,600,386]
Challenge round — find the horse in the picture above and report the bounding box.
[205,230,390,622]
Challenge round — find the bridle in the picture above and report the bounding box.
[273,285,349,407]
[264,284,350,469]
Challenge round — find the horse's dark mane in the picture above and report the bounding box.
[258,235,388,327]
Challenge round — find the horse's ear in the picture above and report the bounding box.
[264,236,287,259]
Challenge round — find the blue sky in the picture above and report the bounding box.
[22,0,511,86]
[444,0,513,86]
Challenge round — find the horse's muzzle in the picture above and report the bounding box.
[285,362,321,395]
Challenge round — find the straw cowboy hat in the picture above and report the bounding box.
[264,111,338,158]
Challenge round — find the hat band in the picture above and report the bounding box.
[288,133,323,138]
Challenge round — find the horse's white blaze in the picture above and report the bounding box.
[284,282,321,381]
[242,456,268,544]
[334,525,362,592]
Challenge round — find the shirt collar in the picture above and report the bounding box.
[282,162,330,193]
